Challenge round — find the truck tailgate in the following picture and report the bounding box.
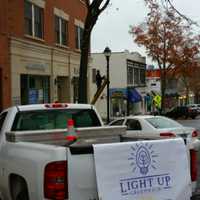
[68,147,98,200]
[67,136,121,200]
[67,138,192,200]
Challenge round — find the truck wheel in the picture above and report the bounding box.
[16,189,29,200]
[10,175,29,200]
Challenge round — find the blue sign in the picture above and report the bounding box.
[29,89,38,104]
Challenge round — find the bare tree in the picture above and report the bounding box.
[78,0,110,103]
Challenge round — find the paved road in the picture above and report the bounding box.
[177,116,200,198]
[177,116,200,131]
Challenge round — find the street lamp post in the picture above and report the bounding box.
[103,47,111,124]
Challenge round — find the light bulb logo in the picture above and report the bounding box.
[128,143,158,175]
[136,146,151,175]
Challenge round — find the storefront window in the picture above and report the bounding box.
[111,98,126,117]
[20,74,50,105]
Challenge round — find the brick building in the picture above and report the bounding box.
[0,0,87,110]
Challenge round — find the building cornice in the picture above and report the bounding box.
[74,19,84,28]
[54,8,69,21]
[27,0,45,8]
[10,37,83,65]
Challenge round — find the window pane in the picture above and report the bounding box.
[75,26,79,49]
[109,119,124,126]
[61,19,67,45]
[134,68,139,85]
[11,109,101,131]
[127,66,133,84]
[55,16,60,43]
[140,69,145,84]
[80,27,84,48]
[126,119,142,130]
[29,76,35,88]
[24,1,32,35]
[75,26,84,49]
[34,5,43,38]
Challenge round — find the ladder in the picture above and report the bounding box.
[91,78,108,105]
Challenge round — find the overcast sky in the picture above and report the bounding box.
[91,0,200,65]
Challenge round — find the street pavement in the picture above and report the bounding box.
[177,116,200,131]
[177,116,200,198]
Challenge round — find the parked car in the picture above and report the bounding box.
[109,115,199,140]
[187,104,200,114]
[165,106,198,119]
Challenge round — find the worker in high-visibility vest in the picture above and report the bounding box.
[153,95,161,109]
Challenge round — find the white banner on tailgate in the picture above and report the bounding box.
[93,138,191,200]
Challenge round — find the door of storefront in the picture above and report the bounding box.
[57,76,69,103]
[20,74,50,105]
[72,76,79,103]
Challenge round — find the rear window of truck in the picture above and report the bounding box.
[11,109,101,131]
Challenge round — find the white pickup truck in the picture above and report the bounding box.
[0,103,198,200]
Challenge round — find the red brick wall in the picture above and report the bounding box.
[0,36,11,110]
[8,0,87,48]
[0,0,87,109]
[0,0,11,109]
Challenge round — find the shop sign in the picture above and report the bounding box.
[110,88,127,98]
[112,91,124,98]
[26,63,47,71]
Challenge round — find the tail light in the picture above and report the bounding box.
[190,150,198,182]
[45,103,68,108]
[44,161,68,200]
[160,132,176,137]
[192,130,198,137]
